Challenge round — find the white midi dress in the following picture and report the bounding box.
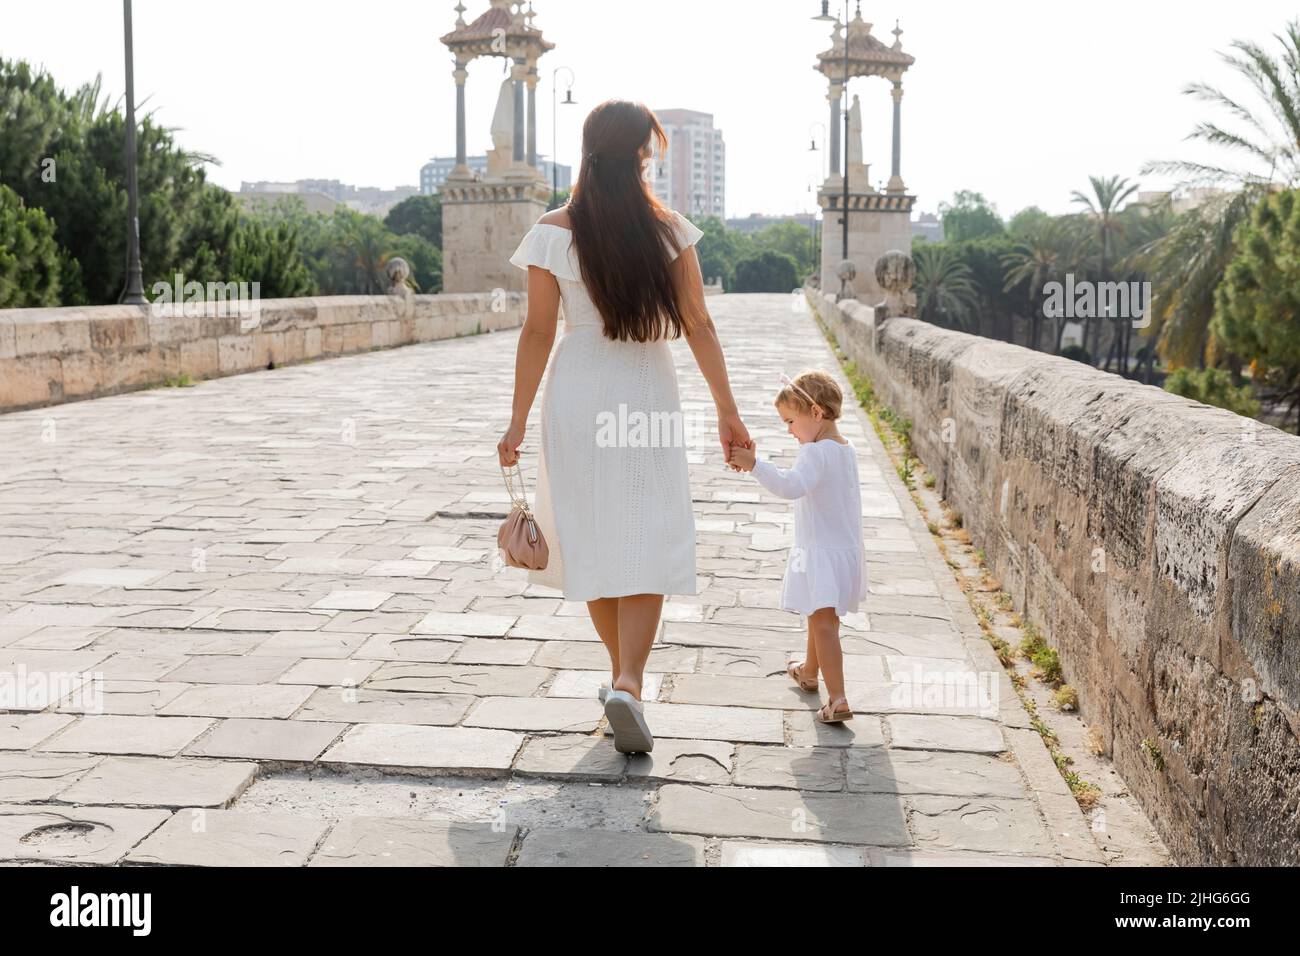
[508,210,703,601]
[751,438,868,617]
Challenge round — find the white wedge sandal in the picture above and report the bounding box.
[603,690,654,753]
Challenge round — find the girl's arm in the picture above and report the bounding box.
[750,444,826,500]
[498,265,560,466]
[671,243,751,461]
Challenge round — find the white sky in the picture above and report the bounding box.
[3,0,1294,220]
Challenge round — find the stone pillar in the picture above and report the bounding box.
[828,83,842,177]
[452,61,470,179]
[887,80,905,193]
[512,59,526,165]
[526,65,538,172]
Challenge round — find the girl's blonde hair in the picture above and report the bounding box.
[775,370,843,420]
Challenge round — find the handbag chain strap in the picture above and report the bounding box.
[501,461,533,514]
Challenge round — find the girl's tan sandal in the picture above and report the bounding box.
[815,697,854,723]
[788,660,819,693]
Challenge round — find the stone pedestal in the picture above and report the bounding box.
[817,174,915,304]
[440,177,551,294]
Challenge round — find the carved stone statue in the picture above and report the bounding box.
[874,250,917,318]
[836,259,857,301]
[386,256,412,295]
[487,77,515,176]
[847,94,864,166]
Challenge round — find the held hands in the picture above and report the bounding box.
[718,412,752,473]
[727,442,756,472]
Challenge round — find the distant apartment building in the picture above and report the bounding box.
[1132,187,1229,215]
[239,180,418,218]
[652,109,725,220]
[421,156,572,195]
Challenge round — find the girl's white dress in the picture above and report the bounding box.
[751,438,868,617]
[507,210,703,601]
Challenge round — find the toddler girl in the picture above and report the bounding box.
[728,370,867,723]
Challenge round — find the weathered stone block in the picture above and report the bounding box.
[13,316,90,356]
[1229,469,1300,707]
[0,355,61,408]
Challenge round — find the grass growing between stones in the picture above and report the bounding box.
[809,296,1103,812]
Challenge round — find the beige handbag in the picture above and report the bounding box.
[497,461,549,570]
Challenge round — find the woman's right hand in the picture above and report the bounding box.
[498,420,525,467]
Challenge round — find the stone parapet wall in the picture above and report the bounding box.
[808,286,1300,866]
[0,293,524,412]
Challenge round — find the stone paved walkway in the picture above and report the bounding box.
[0,293,1104,866]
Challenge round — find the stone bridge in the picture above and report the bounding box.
[0,287,1269,864]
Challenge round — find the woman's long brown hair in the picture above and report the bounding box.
[567,100,693,342]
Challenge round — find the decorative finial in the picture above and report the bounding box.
[453,1,466,27]
[892,18,903,50]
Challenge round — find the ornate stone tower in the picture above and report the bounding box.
[440,1,555,293]
[814,8,915,304]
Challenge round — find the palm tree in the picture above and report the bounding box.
[1071,175,1140,368]
[337,210,391,294]
[1138,20,1300,372]
[1001,217,1084,352]
[913,244,980,332]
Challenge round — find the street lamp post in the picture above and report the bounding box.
[551,66,575,208]
[120,0,146,305]
[812,2,852,263]
[808,122,826,273]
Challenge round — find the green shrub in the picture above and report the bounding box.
[1163,366,1261,419]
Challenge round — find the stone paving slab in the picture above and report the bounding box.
[126,809,329,866]
[309,816,517,867]
[604,702,784,744]
[847,748,1028,798]
[321,724,523,772]
[36,714,215,757]
[184,718,346,762]
[52,679,191,715]
[0,293,1101,865]
[906,795,1055,856]
[0,804,171,864]
[294,688,473,725]
[626,739,734,785]
[667,673,879,711]
[0,753,102,802]
[56,756,257,808]
[886,714,1007,753]
[648,783,910,846]
[364,662,551,696]
[785,711,886,749]
[514,734,627,780]
[0,713,76,750]
[548,669,663,701]
[516,828,706,867]
[464,696,604,733]
[732,744,844,791]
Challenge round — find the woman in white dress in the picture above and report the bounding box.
[498,100,751,753]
